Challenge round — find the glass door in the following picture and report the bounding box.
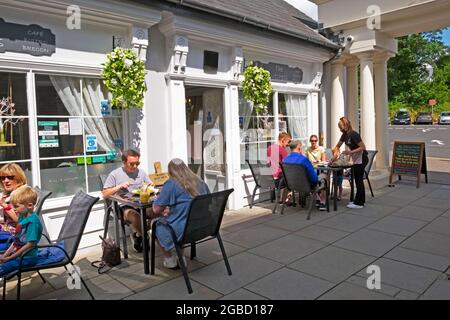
[185,86,226,192]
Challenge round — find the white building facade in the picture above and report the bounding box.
[0,0,336,247]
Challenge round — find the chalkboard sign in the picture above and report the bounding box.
[389,141,428,188]
[246,60,303,83]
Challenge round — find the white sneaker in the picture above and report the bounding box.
[163,255,178,269]
[347,203,364,209]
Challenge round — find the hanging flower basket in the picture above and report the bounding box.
[101,48,147,109]
[242,62,273,114]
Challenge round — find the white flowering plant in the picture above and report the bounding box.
[101,47,147,109]
[242,62,273,114]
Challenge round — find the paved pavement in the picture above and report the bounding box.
[2,179,450,300]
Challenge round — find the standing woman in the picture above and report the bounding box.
[0,163,28,224]
[332,117,368,209]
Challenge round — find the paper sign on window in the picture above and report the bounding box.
[86,134,97,152]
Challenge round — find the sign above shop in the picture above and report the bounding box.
[0,18,56,56]
[249,61,303,84]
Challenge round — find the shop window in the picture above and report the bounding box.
[279,93,308,147]
[239,91,275,169]
[0,72,32,178]
[35,74,123,198]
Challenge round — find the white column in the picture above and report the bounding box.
[167,77,188,162]
[330,59,345,147]
[358,53,376,151]
[224,84,243,209]
[374,53,392,170]
[345,59,359,131]
[311,92,319,135]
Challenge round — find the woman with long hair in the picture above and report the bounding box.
[0,163,28,224]
[332,117,369,209]
[152,158,209,269]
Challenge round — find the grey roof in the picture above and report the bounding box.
[164,0,338,49]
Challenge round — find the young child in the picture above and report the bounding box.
[0,186,42,276]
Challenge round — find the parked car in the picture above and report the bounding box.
[393,110,411,125]
[415,112,433,125]
[438,112,450,125]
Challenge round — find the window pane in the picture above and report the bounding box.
[87,161,122,193]
[37,118,84,157]
[84,117,123,154]
[36,74,81,116]
[0,118,31,161]
[0,72,28,115]
[40,159,86,198]
[239,91,275,169]
[279,93,308,144]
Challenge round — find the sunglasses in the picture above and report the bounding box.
[310,140,318,143]
[127,162,140,167]
[0,175,15,181]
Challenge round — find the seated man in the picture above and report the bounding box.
[102,149,152,253]
[283,140,327,211]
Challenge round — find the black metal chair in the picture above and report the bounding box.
[99,175,128,258]
[151,189,234,294]
[364,150,378,197]
[246,160,277,208]
[33,186,52,240]
[277,163,329,219]
[2,191,99,300]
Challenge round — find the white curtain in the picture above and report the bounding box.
[285,94,308,141]
[50,76,121,152]
[239,98,254,142]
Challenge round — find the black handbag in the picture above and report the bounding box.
[91,236,121,274]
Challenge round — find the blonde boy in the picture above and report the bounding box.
[0,186,42,276]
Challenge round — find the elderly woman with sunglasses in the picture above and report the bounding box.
[0,163,27,225]
[305,134,326,164]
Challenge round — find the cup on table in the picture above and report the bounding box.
[139,189,150,203]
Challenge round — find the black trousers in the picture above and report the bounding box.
[353,155,369,206]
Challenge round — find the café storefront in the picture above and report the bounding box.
[0,0,336,247]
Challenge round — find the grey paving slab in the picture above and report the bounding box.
[385,247,450,272]
[426,188,450,200]
[401,231,450,258]
[35,274,133,300]
[293,225,350,244]
[249,234,327,264]
[318,282,394,300]
[346,275,401,297]
[420,277,450,300]
[288,246,376,283]
[263,211,328,232]
[352,203,399,219]
[357,258,441,294]
[366,195,410,208]
[442,209,450,218]
[220,289,268,300]
[189,252,283,295]
[245,268,335,300]
[191,239,246,265]
[3,275,57,300]
[393,205,446,222]
[222,213,277,233]
[366,215,427,236]
[222,224,289,249]
[318,213,377,232]
[384,188,432,200]
[125,277,222,300]
[334,229,405,257]
[410,198,450,210]
[422,217,450,237]
[395,290,420,300]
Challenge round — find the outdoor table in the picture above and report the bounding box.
[108,191,156,275]
[314,163,354,211]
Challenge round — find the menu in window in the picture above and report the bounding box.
[38,120,59,148]
[69,118,82,135]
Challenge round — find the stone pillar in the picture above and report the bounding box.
[374,53,393,170]
[330,59,345,147]
[345,59,359,132]
[358,52,376,151]
[167,77,188,162]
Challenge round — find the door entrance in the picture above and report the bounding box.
[185,86,226,192]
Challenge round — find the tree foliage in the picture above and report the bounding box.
[388,30,449,115]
